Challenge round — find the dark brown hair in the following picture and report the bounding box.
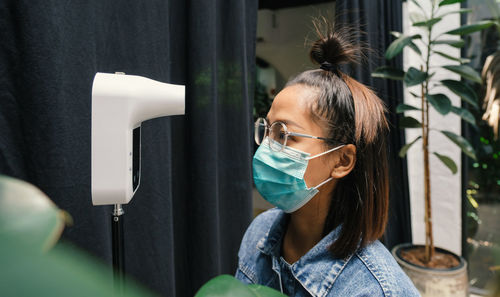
[286,18,389,259]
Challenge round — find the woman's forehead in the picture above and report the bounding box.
[268,85,316,120]
[267,85,322,133]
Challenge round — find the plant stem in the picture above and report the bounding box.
[421,68,432,264]
[422,0,435,264]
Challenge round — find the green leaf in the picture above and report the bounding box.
[248,285,288,297]
[195,275,286,297]
[450,106,477,126]
[372,66,405,80]
[0,176,68,252]
[426,93,452,115]
[408,41,422,55]
[441,130,477,160]
[441,79,479,109]
[396,103,421,113]
[437,8,473,18]
[390,32,421,55]
[399,136,422,157]
[445,20,495,35]
[195,275,254,297]
[404,67,428,87]
[433,51,470,64]
[385,34,421,60]
[410,91,421,98]
[431,39,465,48]
[442,65,482,84]
[390,31,402,38]
[433,152,458,174]
[0,175,152,297]
[400,116,422,128]
[439,0,465,6]
[0,240,152,297]
[413,17,442,28]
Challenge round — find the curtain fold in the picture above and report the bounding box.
[335,0,413,249]
[0,0,257,296]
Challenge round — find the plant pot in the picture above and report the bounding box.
[392,243,468,297]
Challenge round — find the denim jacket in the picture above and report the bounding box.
[236,208,421,297]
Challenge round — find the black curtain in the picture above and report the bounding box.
[335,0,413,249]
[0,1,257,296]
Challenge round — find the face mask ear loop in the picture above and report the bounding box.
[305,145,345,160]
[314,177,333,189]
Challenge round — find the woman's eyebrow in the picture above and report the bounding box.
[284,120,304,130]
[266,117,304,131]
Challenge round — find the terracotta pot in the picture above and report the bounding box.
[392,243,468,297]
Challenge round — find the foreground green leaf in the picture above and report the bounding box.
[248,285,287,297]
[442,65,482,84]
[433,152,458,174]
[0,176,68,252]
[399,136,422,157]
[445,20,495,35]
[0,175,152,297]
[385,34,421,60]
[441,130,477,160]
[195,275,286,297]
[0,239,152,297]
[404,67,428,87]
[440,79,479,109]
[450,106,476,126]
[372,66,405,80]
[426,93,452,115]
[400,116,422,128]
[396,103,421,113]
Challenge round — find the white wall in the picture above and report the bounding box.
[403,0,463,255]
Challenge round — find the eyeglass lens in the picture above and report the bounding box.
[269,122,287,151]
[254,118,267,145]
[254,118,288,151]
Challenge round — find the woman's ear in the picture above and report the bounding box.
[330,144,356,179]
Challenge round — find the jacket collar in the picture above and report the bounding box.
[256,209,353,297]
[256,210,288,256]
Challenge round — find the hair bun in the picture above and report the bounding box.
[309,17,363,68]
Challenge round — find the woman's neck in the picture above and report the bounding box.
[282,185,333,264]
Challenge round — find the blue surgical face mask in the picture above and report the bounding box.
[253,137,344,213]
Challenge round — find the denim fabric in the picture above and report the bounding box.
[235,208,421,297]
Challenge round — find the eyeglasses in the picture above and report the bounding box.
[254,117,328,152]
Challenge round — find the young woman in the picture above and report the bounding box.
[235,22,420,297]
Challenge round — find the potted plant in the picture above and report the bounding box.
[372,0,496,295]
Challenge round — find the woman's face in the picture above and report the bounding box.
[266,84,336,188]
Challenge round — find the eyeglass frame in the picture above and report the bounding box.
[255,117,333,152]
